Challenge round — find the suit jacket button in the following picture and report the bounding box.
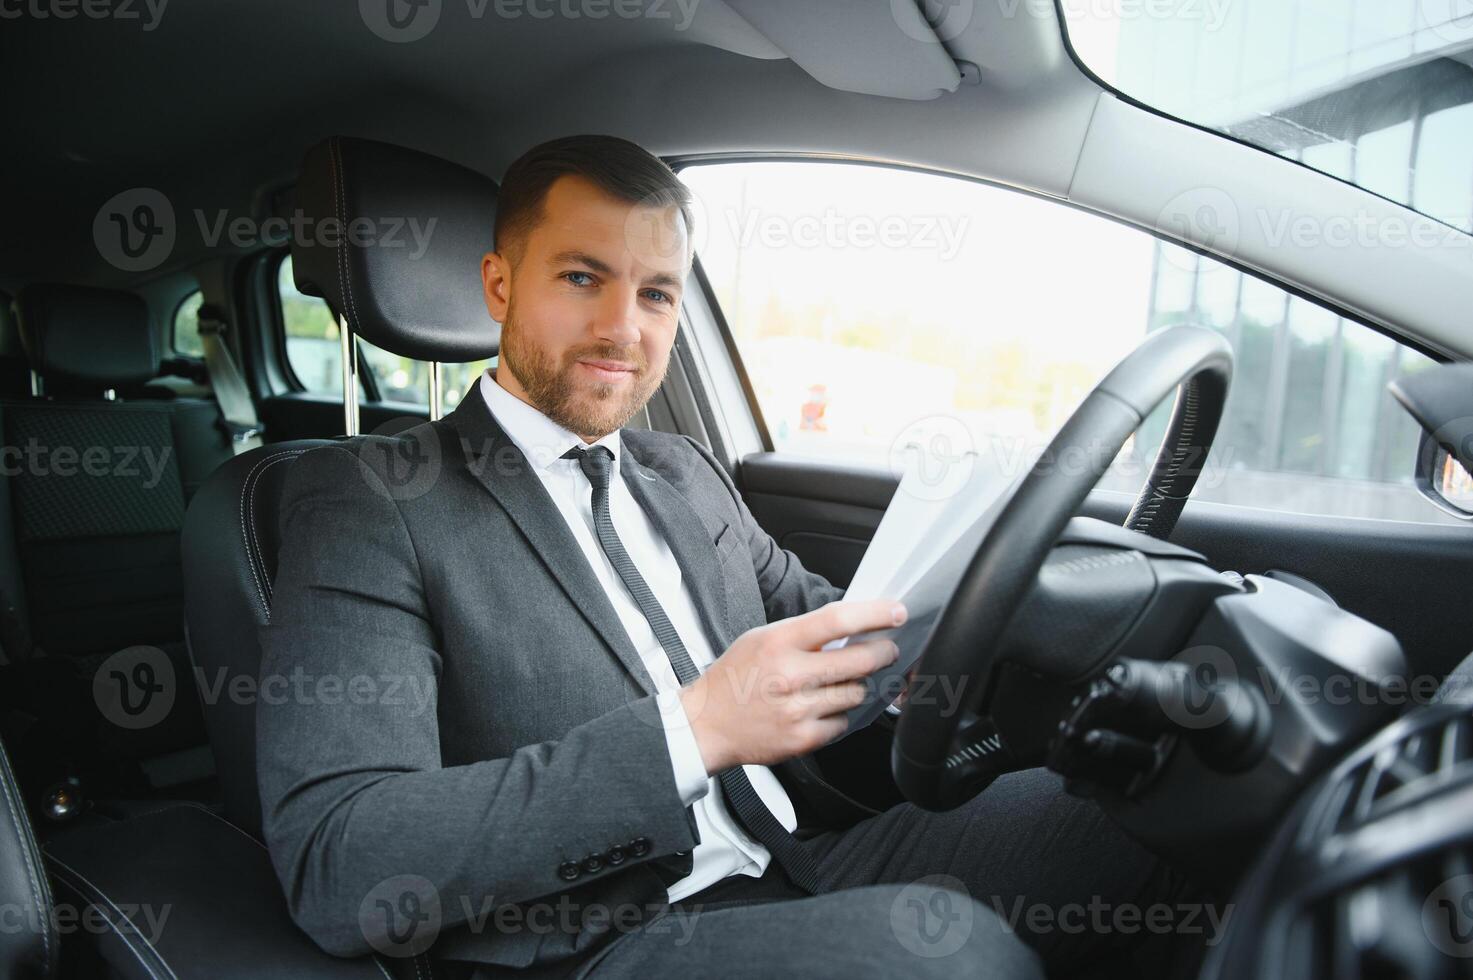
[558,861,581,881]
[629,837,651,857]
[582,854,604,874]
[605,845,627,866]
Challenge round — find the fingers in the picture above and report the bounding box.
[791,680,869,716]
[803,638,900,686]
[782,598,907,651]
[801,715,850,749]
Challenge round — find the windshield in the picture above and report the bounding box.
[1061,1,1473,234]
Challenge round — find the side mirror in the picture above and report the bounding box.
[1388,362,1473,522]
[1415,430,1473,520]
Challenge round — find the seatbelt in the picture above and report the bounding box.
[196,304,263,454]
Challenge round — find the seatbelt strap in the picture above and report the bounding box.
[196,305,263,454]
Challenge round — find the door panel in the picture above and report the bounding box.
[738,452,1473,686]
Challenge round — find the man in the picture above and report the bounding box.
[258,135,1184,979]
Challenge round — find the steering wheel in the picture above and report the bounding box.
[892,325,1234,810]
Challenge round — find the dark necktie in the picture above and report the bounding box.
[563,445,823,894]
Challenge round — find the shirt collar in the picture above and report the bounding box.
[478,369,622,476]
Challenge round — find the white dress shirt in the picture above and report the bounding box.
[479,371,799,902]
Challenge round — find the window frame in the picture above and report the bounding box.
[267,249,383,402]
[170,289,205,358]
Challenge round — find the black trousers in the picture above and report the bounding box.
[567,768,1219,979]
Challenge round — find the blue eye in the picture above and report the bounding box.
[642,289,671,304]
[564,272,594,287]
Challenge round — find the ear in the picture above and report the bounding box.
[481,252,511,323]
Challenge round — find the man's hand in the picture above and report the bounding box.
[679,598,906,774]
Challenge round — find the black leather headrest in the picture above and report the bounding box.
[292,136,501,363]
[14,284,159,387]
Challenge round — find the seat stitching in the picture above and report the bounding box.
[116,801,269,852]
[247,451,309,606]
[238,449,307,617]
[46,859,175,980]
[332,137,362,337]
[0,746,53,976]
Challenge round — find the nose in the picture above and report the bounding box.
[589,283,643,349]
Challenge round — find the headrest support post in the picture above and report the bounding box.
[339,314,360,436]
[427,361,442,421]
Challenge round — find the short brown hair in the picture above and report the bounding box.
[494,134,693,261]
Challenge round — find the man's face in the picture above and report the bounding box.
[481,174,689,440]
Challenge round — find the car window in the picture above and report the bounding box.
[173,290,204,357]
[680,161,1448,525]
[1061,2,1473,235]
[277,255,492,407]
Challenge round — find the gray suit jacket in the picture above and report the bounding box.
[257,389,881,972]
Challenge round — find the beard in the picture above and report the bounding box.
[497,303,668,439]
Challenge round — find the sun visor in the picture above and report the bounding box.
[721,0,964,101]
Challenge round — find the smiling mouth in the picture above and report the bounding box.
[577,359,639,383]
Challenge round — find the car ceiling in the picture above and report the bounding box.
[1,0,1077,290]
[5,1,1471,362]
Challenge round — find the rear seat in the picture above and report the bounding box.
[0,284,236,801]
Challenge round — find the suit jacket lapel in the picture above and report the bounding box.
[620,449,736,654]
[443,392,657,696]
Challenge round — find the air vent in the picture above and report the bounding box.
[1306,713,1473,842]
[1285,841,1473,980]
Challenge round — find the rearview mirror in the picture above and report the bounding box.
[1415,430,1473,520]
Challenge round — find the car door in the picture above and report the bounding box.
[674,159,1473,698]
